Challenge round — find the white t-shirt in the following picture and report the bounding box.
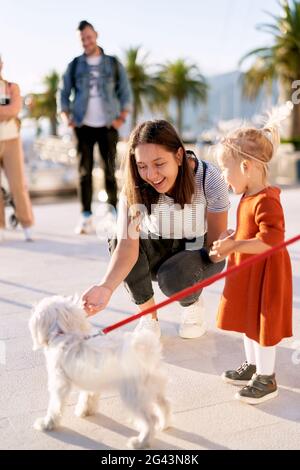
[83,55,107,127]
[119,159,230,249]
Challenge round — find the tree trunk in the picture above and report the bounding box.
[176,99,183,135]
[132,102,138,130]
[278,79,300,139]
[35,119,42,137]
[50,116,57,136]
[290,103,300,139]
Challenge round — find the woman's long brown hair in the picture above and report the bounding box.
[123,120,195,214]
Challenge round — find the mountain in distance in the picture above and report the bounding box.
[179,70,279,136]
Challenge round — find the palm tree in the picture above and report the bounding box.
[124,47,167,128]
[26,93,46,136]
[240,0,300,138]
[158,59,208,134]
[27,71,60,136]
[43,71,60,135]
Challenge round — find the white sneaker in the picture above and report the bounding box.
[134,316,161,339]
[0,228,5,242]
[75,214,94,235]
[23,227,33,242]
[179,297,206,339]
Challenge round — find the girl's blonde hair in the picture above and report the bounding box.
[220,101,293,179]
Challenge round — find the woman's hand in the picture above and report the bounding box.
[81,284,112,316]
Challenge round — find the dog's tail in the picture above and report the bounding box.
[121,329,163,375]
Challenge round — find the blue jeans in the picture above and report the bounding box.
[109,235,225,307]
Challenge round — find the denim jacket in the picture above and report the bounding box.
[58,48,132,127]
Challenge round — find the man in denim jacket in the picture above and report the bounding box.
[59,20,132,234]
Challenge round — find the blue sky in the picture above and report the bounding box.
[1,0,281,94]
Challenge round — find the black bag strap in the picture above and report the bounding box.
[70,57,79,89]
[111,56,120,87]
[105,55,120,94]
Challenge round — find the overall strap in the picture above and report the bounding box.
[202,160,207,200]
[186,150,207,200]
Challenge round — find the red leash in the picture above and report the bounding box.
[102,234,300,335]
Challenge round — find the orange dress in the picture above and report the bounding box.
[217,187,293,346]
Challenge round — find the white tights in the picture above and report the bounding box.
[243,334,276,375]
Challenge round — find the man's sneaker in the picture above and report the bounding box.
[179,297,206,339]
[75,214,94,235]
[235,373,278,404]
[134,316,161,339]
[222,361,256,385]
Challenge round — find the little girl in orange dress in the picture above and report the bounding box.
[210,103,293,405]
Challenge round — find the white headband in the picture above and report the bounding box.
[222,140,268,167]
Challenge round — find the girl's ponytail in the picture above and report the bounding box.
[262,101,294,157]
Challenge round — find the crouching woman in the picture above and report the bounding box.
[82,120,230,338]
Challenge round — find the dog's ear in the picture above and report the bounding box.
[29,296,91,349]
[29,309,52,350]
[65,294,85,313]
[56,300,91,334]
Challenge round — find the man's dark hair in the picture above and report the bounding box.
[77,20,95,31]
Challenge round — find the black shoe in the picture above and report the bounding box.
[222,361,256,385]
[235,373,278,404]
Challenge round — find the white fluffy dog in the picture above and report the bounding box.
[29,295,171,449]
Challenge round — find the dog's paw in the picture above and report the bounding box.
[160,414,173,431]
[127,436,151,450]
[127,436,142,449]
[33,416,55,432]
[74,405,90,418]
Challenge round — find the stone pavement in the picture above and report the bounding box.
[0,188,299,450]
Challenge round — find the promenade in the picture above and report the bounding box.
[0,188,299,450]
